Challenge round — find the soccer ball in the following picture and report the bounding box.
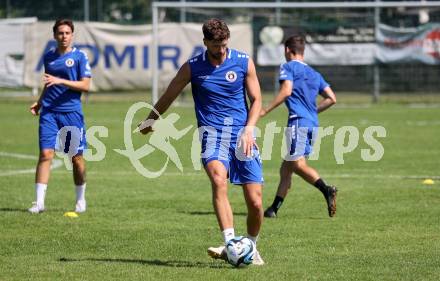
[225,236,255,267]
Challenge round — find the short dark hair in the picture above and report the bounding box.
[284,34,306,55]
[53,19,74,35]
[202,18,230,41]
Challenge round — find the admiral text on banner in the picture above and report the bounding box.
[24,22,252,91]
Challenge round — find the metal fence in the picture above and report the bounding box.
[1,1,440,98]
[151,1,440,102]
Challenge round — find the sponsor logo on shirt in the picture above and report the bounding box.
[279,69,287,78]
[65,58,75,67]
[225,71,237,82]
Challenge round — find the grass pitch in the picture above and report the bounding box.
[0,93,439,280]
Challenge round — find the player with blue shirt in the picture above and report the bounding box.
[28,19,91,214]
[261,34,338,218]
[139,18,264,265]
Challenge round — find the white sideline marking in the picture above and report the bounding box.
[0,152,37,160]
[406,120,440,126]
[359,120,440,126]
[407,103,440,109]
[0,151,63,177]
[80,170,440,180]
[335,104,371,109]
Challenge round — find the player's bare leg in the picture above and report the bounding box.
[35,149,54,184]
[265,157,337,217]
[291,157,320,185]
[29,149,54,213]
[243,183,264,265]
[242,183,263,237]
[72,154,86,185]
[205,160,234,231]
[205,160,234,260]
[72,154,87,213]
[264,160,294,218]
[291,157,337,217]
[277,160,295,197]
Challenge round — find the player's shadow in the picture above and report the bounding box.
[0,208,28,212]
[300,216,329,220]
[0,207,65,213]
[184,211,247,216]
[59,257,227,269]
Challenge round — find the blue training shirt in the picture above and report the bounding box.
[41,47,92,112]
[189,49,249,133]
[279,60,329,126]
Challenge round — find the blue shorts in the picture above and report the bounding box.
[39,109,87,155]
[199,128,263,185]
[285,117,318,161]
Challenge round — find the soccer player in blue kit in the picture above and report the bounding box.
[28,19,91,214]
[261,34,338,218]
[139,19,265,265]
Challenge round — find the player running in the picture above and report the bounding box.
[261,34,338,218]
[139,18,265,265]
[28,19,92,214]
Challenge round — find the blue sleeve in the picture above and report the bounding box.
[318,74,329,92]
[78,51,92,78]
[43,53,49,73]
[279,63,293,82]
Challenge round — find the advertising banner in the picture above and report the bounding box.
[376,23,440,64]
[24,22,252,91]
[0,23,26,87]
[257,43,375,66]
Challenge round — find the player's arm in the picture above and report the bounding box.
[139,62,191,134]
[43,74,90,92]
[245,58,262,128]
[241,58,262,156]
[317,86,337,113]
[30,57,49,116]
[29,85,47,116]
[260,80,292,117]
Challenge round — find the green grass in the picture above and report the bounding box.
[0,95,439,280]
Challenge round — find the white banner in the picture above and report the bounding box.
[24,22,252,91]
[377,23,440,64]
[0,23,25,87]
[257,43,376,66]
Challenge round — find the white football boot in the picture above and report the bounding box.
[28,202,45,214]
[207,245,227,261]
[252,250,265,266]
[75,200,86,213]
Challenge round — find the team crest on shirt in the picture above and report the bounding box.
[225,71,237,82]
[65,58,75,67]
